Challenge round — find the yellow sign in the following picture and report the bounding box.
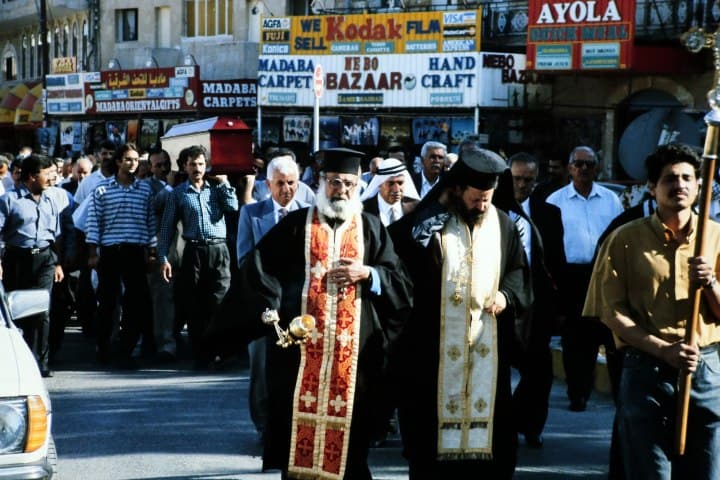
[260,10,481,56]
[51,57,77,74]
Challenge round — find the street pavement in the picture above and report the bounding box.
[46,327,613,479]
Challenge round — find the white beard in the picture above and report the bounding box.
[316,179,363,222]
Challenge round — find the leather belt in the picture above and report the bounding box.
[6,245,51,255]
[184,238,225,246]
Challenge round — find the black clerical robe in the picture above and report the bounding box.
[389,201,531,479]
[241,207,413,478]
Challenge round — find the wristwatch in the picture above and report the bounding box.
[705,275,717,289]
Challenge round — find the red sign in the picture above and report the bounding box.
[526,0,635,71]
[84,66,200,114]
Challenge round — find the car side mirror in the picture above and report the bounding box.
[7,290,50,321]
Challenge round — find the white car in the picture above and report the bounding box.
[0,287,56,479]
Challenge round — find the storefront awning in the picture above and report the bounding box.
[15,83,43,127]
[0,83,32,125]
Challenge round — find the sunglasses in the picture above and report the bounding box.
[572,160,597,168]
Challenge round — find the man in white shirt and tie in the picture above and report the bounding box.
[360,158,420,226]
[236,153,310,441]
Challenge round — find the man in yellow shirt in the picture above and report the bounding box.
[586,143,720,478]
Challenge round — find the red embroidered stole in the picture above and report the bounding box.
[288,208,364,480]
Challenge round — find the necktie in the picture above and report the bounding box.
[278,208,288,221]
[388,206,399,224]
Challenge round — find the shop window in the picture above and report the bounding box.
[116,9,138,42]
[185,0,233,37]
[72,23,78,57]
[21,35,27,79]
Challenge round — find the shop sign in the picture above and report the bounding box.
[526,0,635,71]
[200,79,257,110]
[84,66,200,114]
[46,72,97,115]
[260,10,481,56]
[258,53,478,108]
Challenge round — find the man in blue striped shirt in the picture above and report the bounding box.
[158,145,238,369]
[85,142,156,369]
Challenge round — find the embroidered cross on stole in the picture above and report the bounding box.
[437,206,501,461]
[288,208,364,480]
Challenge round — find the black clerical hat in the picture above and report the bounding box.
[447,148,507,190]
[318,148,364,174]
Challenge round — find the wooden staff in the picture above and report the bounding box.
[676,26,720,455]
[675,117,720,455]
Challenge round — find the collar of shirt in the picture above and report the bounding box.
[109,176,142,190]
[651,211,696,245]
[520,197,530,216]
[567,182,602,200]
[421,172,440,191]
[182,180,209,194]
[378,195,401,223]
[272,199,293,219]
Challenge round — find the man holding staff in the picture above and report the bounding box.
[585,143,720,478]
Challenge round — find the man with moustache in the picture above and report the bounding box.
[360,158,420,226]
[507,152,567,448]
[236,153,309,441]
[413,141,447,199]
[586,143,720,478]
[240,148,413,480]
[0,154,65,377]
[390,149,531,479]
[158,145,238,369]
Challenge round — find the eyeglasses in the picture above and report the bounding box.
[571,160,596,169]
[326,177,357,190]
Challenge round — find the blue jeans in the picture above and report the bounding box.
[617,346,720,479]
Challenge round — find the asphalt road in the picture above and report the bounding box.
[45,327,613,479]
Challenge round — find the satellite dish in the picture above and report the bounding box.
[618,108,702,180]
[310,0,325,14]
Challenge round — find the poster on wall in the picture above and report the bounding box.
[126,120,139,144]
[106,121,127,148]
[140,119,160,151]
[261,117,282,146]
[412,117,450,145]
[319,116,340,149]
[283,116,311,143]
[450,118,475,147]
[341,117,380,146]
[84,122,106,153]
[379,117,411,151]
[37,126,58,156]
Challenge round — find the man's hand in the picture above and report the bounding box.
[328,257,369,288]
[54,265,64,283]
[484,291,507,316]
[660,341,700,373]
[161,262,173,283]
[689,256,715,288]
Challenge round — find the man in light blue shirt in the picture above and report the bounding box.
[546,145,623,412]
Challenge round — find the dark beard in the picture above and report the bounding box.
[450,194,485,226]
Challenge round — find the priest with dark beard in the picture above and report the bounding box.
[389,148,532,479]
[240,148,413,480]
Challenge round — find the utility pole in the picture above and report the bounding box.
[40,0,49,126]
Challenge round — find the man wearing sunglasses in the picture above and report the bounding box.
[546,146,623,412]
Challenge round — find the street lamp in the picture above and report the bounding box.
[107,58,122,70]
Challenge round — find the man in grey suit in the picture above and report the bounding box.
[236,153,310,441]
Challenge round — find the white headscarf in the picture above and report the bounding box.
[360,158,420,202]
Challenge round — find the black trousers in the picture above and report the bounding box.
[2,246,56,370]
[96,244,152,359]
[175,242,231,363]
[512,306,554,437]
[561,263,620,404]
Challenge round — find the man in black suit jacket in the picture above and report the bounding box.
[361,158,420,226]
[411,141,446,199]
[508,152,567,448]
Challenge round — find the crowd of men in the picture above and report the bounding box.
[1,138,718,479]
